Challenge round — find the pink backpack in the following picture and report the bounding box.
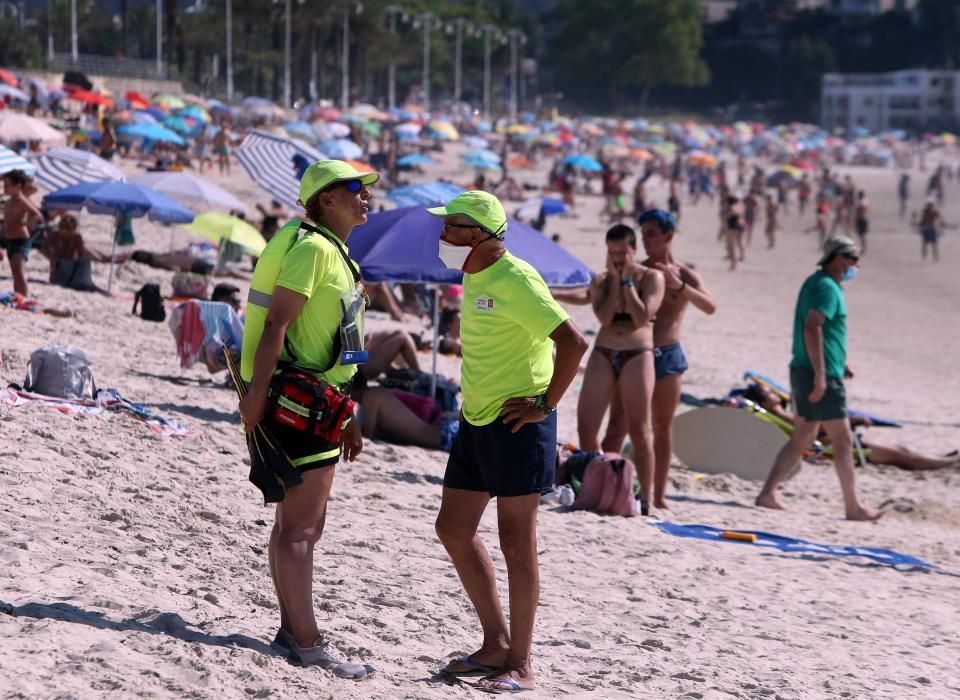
[571,452,636,517]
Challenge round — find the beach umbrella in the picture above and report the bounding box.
[126,90,149,109]
[325,122,352,138]
[0,145,37,176]
[162,116,192,134]
[283,120,319,143]
[462,135,489,148]
[562,154,603,172]
[66,89,114,108]
[397,154,433,167]
[179,105,211,123]
[464,148,501,163]
[313,107,342,121]
[155,94,186,110]
[43,181,195,291]
[185,212,267,255]
[320,138,363,160]
[515,196,567,221]
[235,129,326,210]
[31,147,126,191]
[128,172,247,213]
[463,157,502,173]
[426,121,459,141]
[0,84,29,102]
[351,205,591,287]
[131,110,160,125]
[0,68,17,86]
[0,112,66,144]
[117,123,185,145]
[386,182,465,208]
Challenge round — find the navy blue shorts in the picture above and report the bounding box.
[654,343,688,380]
[444,411,557,497]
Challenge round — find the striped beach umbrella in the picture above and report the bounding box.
[31,147,125,191]
[235,130,326,210]
[0,145,37,176]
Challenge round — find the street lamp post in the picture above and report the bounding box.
[70,0,77,61]
[155,0,162,76]
[449,18,474,104]
[506,29,526,121]
[283,0,291,108]
[414,12,440,112]
[478,24,501,120]
[383,5,406,111]
[226,0,233,100]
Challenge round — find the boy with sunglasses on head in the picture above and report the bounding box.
[756,236,883,521]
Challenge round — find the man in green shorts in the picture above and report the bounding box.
[756,235,883,521]
[429,191,588,693]
[2,169,43,296]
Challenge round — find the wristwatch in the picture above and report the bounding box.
[621,278,635,288]
[533,393,556,415]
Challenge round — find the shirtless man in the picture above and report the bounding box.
[2,170,43,295]
[917,199,944,262]
[602,209,717,510]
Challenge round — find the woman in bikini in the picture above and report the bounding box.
[577,224,664,512]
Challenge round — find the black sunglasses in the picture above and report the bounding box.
[842,253,860,263]
[442,222,479,232]
[328,179,364,193]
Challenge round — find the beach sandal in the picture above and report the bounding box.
[440,655,499,678]
[476,674,530,694]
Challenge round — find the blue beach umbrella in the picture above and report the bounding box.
[385,182,465,208]
[397,154,433,167]
[350,205,591,287]
[320,138,363,160]
[562,154,603,172]
[117,123,185,145]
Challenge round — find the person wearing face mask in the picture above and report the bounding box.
[756,235,884,522]
[427,191,588,694]
[238,160,378,679]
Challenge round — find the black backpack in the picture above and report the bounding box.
[133,283,166,322]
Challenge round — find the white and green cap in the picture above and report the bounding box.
[426,190,508,238]
[298,159,380,207]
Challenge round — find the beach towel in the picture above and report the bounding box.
[0,386,190,437]
[0,291,72,317]
[652,521,935,570]
[168,300,244,370]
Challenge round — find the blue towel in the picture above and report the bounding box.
[653,521,936,570]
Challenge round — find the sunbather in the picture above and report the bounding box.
[39,215,128,292]
[744,383,958,471]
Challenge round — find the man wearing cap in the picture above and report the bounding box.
[756,235,883,521]
[429,191,588,693]
[239,160,380,678]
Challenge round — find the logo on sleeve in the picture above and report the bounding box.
[474,297,495,312]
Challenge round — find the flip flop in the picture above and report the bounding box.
[440,655,498,678]
[477,674,529,694]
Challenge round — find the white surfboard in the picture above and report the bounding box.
[671,407,788,481]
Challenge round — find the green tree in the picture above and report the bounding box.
[0,18,43,67]
[917,0,960,68]
[552,0,708,111]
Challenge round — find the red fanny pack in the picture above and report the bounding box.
[267,371,355,444]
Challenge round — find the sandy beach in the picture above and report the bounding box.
[2,144,959,699]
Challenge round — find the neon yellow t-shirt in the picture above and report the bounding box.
[241,220,360,388]
[460,253,570,426]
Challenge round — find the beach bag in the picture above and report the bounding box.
[171,272,209,299]
[23,345,97,399]
[133,284,166,322]
[571,453,636,517]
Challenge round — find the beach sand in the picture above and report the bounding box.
[1,144,959,699]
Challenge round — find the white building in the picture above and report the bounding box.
[821,70,960,133]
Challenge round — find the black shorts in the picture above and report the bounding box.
[261,411,340,472]
[855,219,868,235]
[1,237,31,260]
[790,366,847,422]
[444,411,557,497]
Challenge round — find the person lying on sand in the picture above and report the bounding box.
[349,370,458,451]
[743,382,959,472]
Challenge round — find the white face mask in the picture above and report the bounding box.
[438,239,474,270]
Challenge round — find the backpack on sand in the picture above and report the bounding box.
[571,452,637,517]
[133,283,166,322]
[23,345,97,399]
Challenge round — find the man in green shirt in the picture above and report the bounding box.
[757,236,883,521]
[428,191,588,693]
